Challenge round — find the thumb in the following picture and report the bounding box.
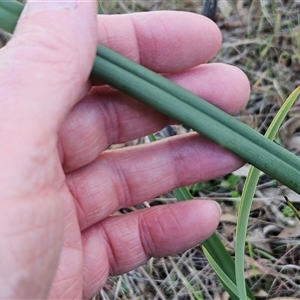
[0,0,97,132]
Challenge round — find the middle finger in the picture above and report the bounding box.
[66,132,243,231]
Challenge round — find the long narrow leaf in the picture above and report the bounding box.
[283,193,300,221]
[96,0,103,14]
[235,86,300,299]
[173,187,193,202]
[202,246,252,300]
[202,231,255,300]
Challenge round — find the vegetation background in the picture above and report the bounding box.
[94,1,300,299]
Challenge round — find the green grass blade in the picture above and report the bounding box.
[202,232,255,300]
[235,86,300,299]
[265,87,300,139]
[173,187,193,202]
[202,246,252,300]
[96,0,103,14]
[235,167,260,299]
[281,190,300,221]
[147,133,157,142]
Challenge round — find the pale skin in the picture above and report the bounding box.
[0,1,250,299]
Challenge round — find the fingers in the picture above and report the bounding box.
[67,132,242,230]
[60,63,250,171]
[97,11,222,73]
[0,0,97,135]
[168,63,250,113]
[81,200,221,299]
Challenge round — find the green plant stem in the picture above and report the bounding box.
[235,167,260,299]
[92,45,300,193]
[235,87,300,299]
[0,0,22,32]
[0,5,20,33]
[173,186,193,202]
[0,0,23,13]
[96,0,103,14]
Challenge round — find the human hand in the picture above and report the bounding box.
[0,1,250,299]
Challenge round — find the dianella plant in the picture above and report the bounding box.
[1,1,300,299]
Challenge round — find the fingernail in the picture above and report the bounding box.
[24,0,78,13]
[213,201,222,217]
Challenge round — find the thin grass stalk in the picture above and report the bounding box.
[235,86,300,299]
[173,186,193,202]
[96,0,103,14]
[235,167,261,300]
[169,258,203,300]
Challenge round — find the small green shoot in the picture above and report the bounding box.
[281,204,294,218]
[280,188,300,221]
[96,0,103,14]
[230,190,241,198]
[219,174,241,189]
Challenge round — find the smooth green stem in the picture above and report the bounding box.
[0,0,22,33]
[0,7,18,33]
[92,45,300,193]
[235,87,300,299]
[0,0,23,13]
